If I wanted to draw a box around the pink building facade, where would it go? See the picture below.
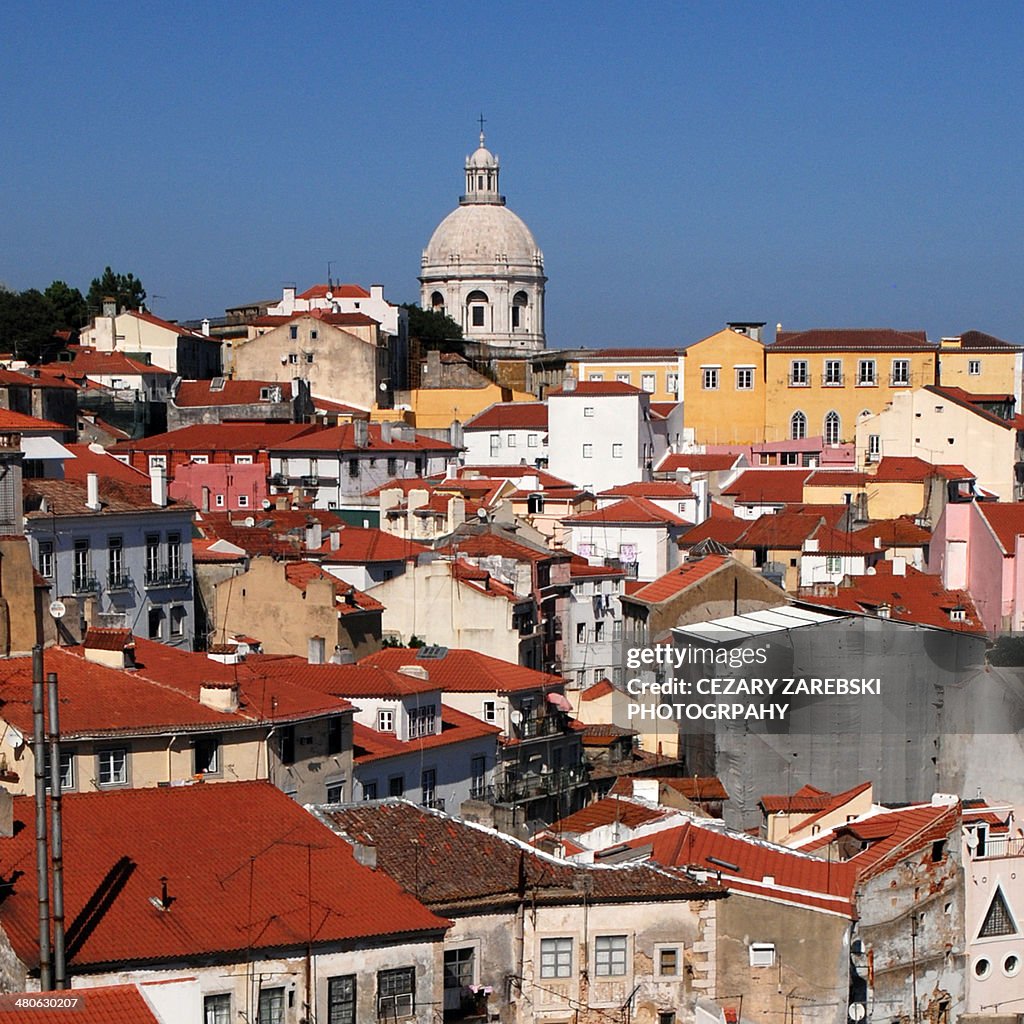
[168,461,268,514]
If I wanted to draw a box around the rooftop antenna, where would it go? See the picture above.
[326,260,335,293]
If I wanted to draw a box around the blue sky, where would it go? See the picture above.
[2,2,1023,348]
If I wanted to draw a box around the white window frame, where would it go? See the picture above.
[701,366,720,390]
[540,937,573,979]
[612,443,623,459]
[857,359,877,386]
[749,942,776,967]
[891,358,910,385]
[735,366,755,390]
[594,934,628,977]
[968,359,982,375]
[789,359,809,386]
[641,372,656,393]
[582,444,593,459]
[377,708,395,732]
[97,747,128,787]
[823,359,843,386]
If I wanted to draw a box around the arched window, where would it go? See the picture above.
[511,290,529,330]
[790,411,807,440]
[466,290,489,329]
[824,410,841,445]
[430,291,445,314]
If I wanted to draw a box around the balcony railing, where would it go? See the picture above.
[889,374,911,387]
[469,783,492,801]
[822,375,845,387]
[72,573,100,594]
[106,572,134,591]
[516,714,567,740]
[493,764,589,804]
[973,836,1024,860]
[301,475,320,487]
[144,566,191,588]
[788,373,811,386]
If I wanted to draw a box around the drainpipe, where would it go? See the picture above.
[46,672,66,989]
[32,645,51,990]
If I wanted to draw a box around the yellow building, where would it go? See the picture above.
[682,326,767,444]
[936,331,1023,399]
[568,348,682,402]
[398,382,534,431]
[763,328,937,445]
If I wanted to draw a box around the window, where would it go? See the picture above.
[780,451,799,465]
[616,372,632,384]
[667,371,679,394]
[613,619,623,640]
[857,359,877,385]
[540,937,572,978]
[472,306,485,327]
[969,359,982,375]
[44,747,74,791]
[289,325,299,340]
[974,957,992,979]
[868,434,881,460]
[145,533,160,582]
[204,994,231,1024]
[659,1014,677,1024]
[304,352,314,364]
[170,606,186,638]
[73,539,91,591]
[237,494,249,508]
[824,359,843,385]
[279,726,295,765]
[612,443,623,459]
[409,705,436,739]
[348,460,360,478]
[824,410,841,445]
[378,967,414,1019]
[326,780,345,802]
[482,700,497,723]
[327,716,343,755]
[288,353,299,365]
[327,976,356,1024]
[148,454,167,473]
[38,541,53,579]
[593,621,604,642]
[258,986,285,1024]
[582,444,593,459]
[421,768,436,805]
[148,607,164,640]
[657,946,680,977]
[194,735,219,775]
[825,555,842,574]
[97,748,128,787]
[641,373,656,392]
[583,406,595,417]
[387,457,398,476]
[378,709,394,732]
[444,947,475,989]
[470,755,486,798]
[576,623,586,643]
[979,888,1016,937]
[789,360,809,386]
[701,367,719,390]
[363,781,377,800]
[735,367,754,390]
[310,329,318,341]
[389,775,404,797]
[595,935,627,976]
[749,942,776,967]
[589,373,604,381]
[507,433,517,448]
[790,411,807,440]
[891,358,910,385]
[528,433,538,447]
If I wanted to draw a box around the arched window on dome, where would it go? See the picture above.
[790,411,807,440]
[466,290,489,330]
[824,410,841,445]
[511,291,529,331]
[430,291,445,316]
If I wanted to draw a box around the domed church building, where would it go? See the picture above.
[420,129,546,350]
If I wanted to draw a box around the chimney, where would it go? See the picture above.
[329,528,341,551]
[102,297,117,319]
[370,285,384,302]
[353,418,369,448]
[86,473,101,511]
[282,285,296,314]
[561,375,577,392]
[150,466,168,508]
[398,664,429,681]
[891,556,907,576]
[308,636,326,665]
[199,682,240,713]
[201,319,211,337]
[201,486,210,513]
[353,842,377,868]
[380,421,393,444]
[305,520,323,551]
[0,788,13,838]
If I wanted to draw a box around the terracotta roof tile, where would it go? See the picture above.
[548,797,669,834]
[297,282,370,300]
[608,776,729,802]
[113,422,319,453]
[272,423,456,453]
[353,705,500,764]
[23,478,190,517]
[580,679,616,701]
[549,381,643,397]
[623,555,731,605]
[0,985,160,1024]
[463,402,548,430]
[721,470,810,505]
[62,444,150,485]
[38,347,175,378]
[656,453,742,473]
[771,328,932,351]
[0,408,67,432]
[283,562,383,614]
[599,481,696,500]
[0,783,446,970]
[563,496,690,527]
[873,456,974,482]
[316,527,428,563]
[975,502,1024,554]
[174,379,294,407]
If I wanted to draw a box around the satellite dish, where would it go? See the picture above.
[49,600,66,620]
[849,1004,866,1022]
[325,291,334,301]
[379,381,389,392]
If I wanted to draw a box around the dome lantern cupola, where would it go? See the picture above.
[461,130,504,206]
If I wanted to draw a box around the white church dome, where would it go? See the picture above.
[424,203,542,270]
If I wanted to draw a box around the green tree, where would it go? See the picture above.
[86,266,147,314]
[402,303,463,344]
[44,280,88,333]
[0,286,62,363]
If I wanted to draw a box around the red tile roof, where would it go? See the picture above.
[39,347,175,378]
[283,562,384,614]
[245,658,439,698]
[114,422,320,453]
[759,784,834,814]
[721,470,810,505]
[318,527,429,563]
[787,782,874,835]
[580,679,616,701]
[798,562,984,633]
[272,423,456,453]
[976,502,1024,554]
[951,329,1022,351]
[656,453,742,473]
[608,776,730,802]
[563,495,690,527]
[174,379,294,406]
[576,347,682,359]
[0,783,447,970]
[0,985,160,1024]
[678,513,749,548]
[23,477,189,518]
[547,797,669,834]
[599,481,696,500]
[250,311,380,329]
[732,512,826,550]
[362,647,564,694]
[623,554,731,605]
[352,705,500,764]
[771,328,932,351]
[436,530,565,565]
[924,386,1024,430]
[0,408,67,432]
[569,559,625,580]
[298,282,370,299]
[463,402,548,430]
[127,309,213,339]
[804,470,870,488]
[855,517,932,548]
[548,381,643,397]
[320,801,719,910]
[629,821,857,915]
[873,456,974,482]
[63,444,150,485]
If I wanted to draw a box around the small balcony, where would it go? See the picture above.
[822,375,845,387]
[72,573,100,594]
[270,472,288,486]
[973,836,1024,860]
[301,475,319,487]
[788,373,811,387]
[106,572,134,591]
[516,714,566,740]
[889,374,911,387]
[144,566,191,589]
[468,783,492,801]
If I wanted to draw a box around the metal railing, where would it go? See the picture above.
[144,566,191,588]
[73,573,100,594]
[421,797,446,812]
[106,572,134,591]
[974,836,1024,860]
[788,373,811,386]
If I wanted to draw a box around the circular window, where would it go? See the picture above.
[1004,953,1021,977]
[974,957,992,979]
